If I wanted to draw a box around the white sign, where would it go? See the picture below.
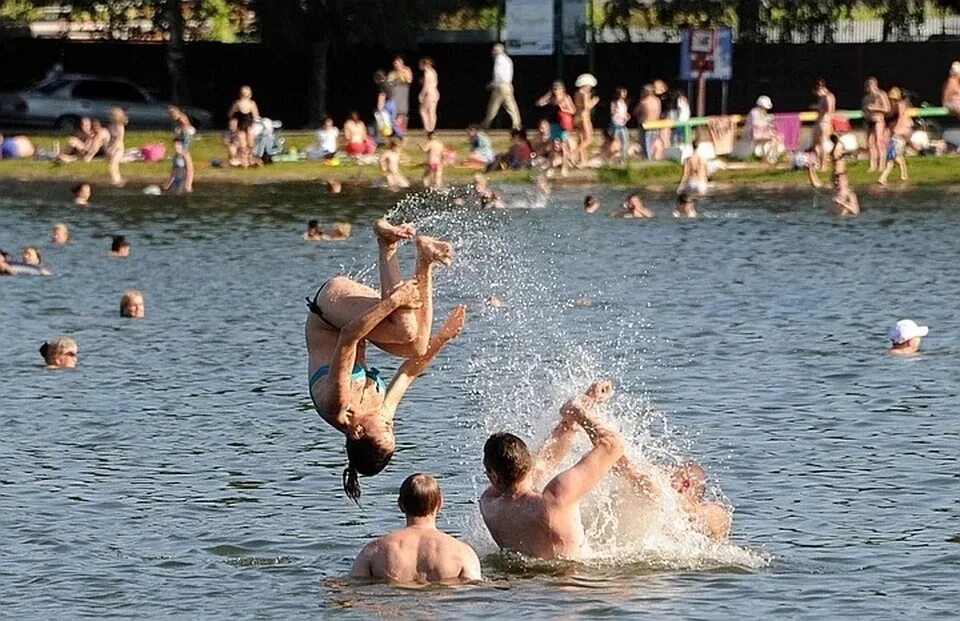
[690,29,716,54]
[506,0,554,56]
[562,0,587,55]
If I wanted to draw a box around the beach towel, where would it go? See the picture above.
[707,116,736,155]
[775,113,801,151]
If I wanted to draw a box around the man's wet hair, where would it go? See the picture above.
[398,473,442,517]
[111,235,129,252]
[307,219,320,230]
[584,195,598,207]
[483,432,532,487]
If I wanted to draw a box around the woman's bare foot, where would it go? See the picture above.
[374,218,416,245]
[415,236,454,266]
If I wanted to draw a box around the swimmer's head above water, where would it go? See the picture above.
[483,432,532,491]
[889,319,928,355]
[671,462,708,502]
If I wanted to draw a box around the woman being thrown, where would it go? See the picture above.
[305,218,465,502]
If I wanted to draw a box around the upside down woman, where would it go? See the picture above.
[305,218,465,502]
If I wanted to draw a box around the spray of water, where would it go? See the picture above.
[386,187,769,571]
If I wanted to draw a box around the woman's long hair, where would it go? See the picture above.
[342,435,395,503]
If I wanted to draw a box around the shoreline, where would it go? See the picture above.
[3,129,960,192]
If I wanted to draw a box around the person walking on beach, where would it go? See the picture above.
[350,473,482,583]
[879,87,912,186]
[609,87,631,165]
[862,77,891,172]
[480,381,624,560]
[305,218,464,501]
[418,58,439,132]
[106,107,128,186]
[482,43,522,131]
[635,85,662,161]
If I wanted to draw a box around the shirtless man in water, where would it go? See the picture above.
[350,473,481,583]
[480,381,623,560]
[862,77,891,172]
[831,173,860,216]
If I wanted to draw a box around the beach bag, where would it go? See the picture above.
[832,116,851,133]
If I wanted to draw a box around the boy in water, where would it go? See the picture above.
[831,173,860,216]
[480,381,624,560]
[72,182,91,206]
[350,473,482,584]
[379,138,410,190]
[420,131,444,188]
[673,193,698,218]
[610,194,654,218]
[583,195,599,214]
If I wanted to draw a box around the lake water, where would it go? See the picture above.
[1,180,958,619]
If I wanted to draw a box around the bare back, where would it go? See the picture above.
[350,527,480,584]
[480,487,586,559]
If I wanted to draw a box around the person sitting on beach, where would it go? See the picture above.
[889,319,928,356]
[309,116,340,160]
[584,195,599,214]
[879,87,912,186]
[305,218,464,501]
[610,194,654,218]
[40,337,78,369]
[0,133,36,160]
[420,132,444,188]
[862,77,891,172]
[73,182,91,206]
[51,223,69,246]
[480,381,624,560]
[111,235,131,257]
[56,117,94,162]
[164,138,188,193]
[349,473,482,584]
[942,61,960,117]
[744,96,781,164]
[466,125,495,168]
[677,139,709,195]
[380,138,410,190]
[224,117,242,166]
[531,119,553,165]
[673,193,698,218]
[831,173,860,217]
[344,111,374,157]
[120,290,146,318]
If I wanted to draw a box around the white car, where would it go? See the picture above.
[0,73,213,130]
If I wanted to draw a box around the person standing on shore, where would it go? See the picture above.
[879,87,912,186]
[862,77,891,172]
[418,58,440,132]
[482,44,522,131]
[421,131,444,188]
[812,79,836,171]
[574,74,599,167]
[635,85,662,161]
[942,61,960,117]
[387,56,413,134]
[106,107,128,186]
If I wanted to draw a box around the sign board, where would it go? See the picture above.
[562,0,587,56]
[506,0,554,56]
[679,27,733,81]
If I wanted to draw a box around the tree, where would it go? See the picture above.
[254,0,498,126]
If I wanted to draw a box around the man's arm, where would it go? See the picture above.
[543,382,623,507]
[348,545,373,578]
[459,544,483,581]
[530,419,580,488]
[381,305,465,423]
[612,457,658,498]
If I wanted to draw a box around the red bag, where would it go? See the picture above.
[832,115,851,133]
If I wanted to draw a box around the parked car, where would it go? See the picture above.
[0,73,213,130]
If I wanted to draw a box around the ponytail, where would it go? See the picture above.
[342,465,362,504]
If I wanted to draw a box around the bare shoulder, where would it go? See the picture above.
[480,485,499,506]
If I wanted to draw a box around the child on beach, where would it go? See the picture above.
[106,107,128,186]
[421,131,444,188]
[380,138,410,190]
[164,138,187,193]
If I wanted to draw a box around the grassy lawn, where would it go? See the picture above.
[1,128,959,190]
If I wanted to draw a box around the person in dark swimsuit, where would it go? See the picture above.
[305,217,465,502]
[227,85,260,167]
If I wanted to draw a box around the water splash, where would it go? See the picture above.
[386,186,769,571]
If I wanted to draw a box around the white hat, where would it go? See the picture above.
[756,95,773,110]
[888,319,929,344]
[575,73,597,88]
[951,61,960,76]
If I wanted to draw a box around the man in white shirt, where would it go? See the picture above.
[482,43,522,131]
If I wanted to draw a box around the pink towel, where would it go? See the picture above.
[775,113,801,151]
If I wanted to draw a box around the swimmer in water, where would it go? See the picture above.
[380,138,410,190]
[677,139,709,195]
[584,195,599,214]
[111,235,131,257]
[40,337,78,369]
[306,218,465,502]
[51,223,69,246]
[610,194,653,218]
[669,462,732,540]
[673,193,698,218]
[830,173,860,217]
[326,179,343,194]
[349,473,482,584]
[480,381,624,560]
[888,319,928,355]
[120,290,146,318]
[473,173,504,209]
[73,182,91,206]
[305,219,324,241]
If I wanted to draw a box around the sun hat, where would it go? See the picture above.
[888,319,929,344]
[756,95,773,110]
[575,73,597,88]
